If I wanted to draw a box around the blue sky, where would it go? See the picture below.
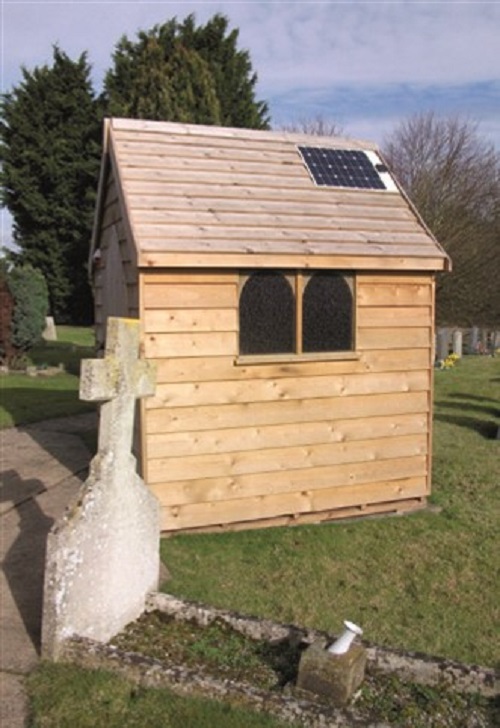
[1,0,499,249]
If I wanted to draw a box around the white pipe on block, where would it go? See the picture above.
[327,620,363,655]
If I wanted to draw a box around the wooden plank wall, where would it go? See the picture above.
[141,270,434,532]
[93,172,139,350]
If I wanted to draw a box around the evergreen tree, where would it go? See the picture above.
[181,13,270,129]
[8,264,49,354]
[103,13,270,129]
[0,47,101,323]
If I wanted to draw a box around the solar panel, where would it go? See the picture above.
[298,146,388,190]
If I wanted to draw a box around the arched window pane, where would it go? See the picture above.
[303,273,353,352]
[239,272,295,354]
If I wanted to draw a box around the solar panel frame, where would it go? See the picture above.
[298,146,388,190]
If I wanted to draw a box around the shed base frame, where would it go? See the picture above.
[161,496,428,536]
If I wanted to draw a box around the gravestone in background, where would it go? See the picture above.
[436,329,449,361]
[452,330,463,358]
[42,316,57,341]
[42,317,159,659]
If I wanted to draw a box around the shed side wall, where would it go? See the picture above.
[140,269,434,532]
[93,172,139,351]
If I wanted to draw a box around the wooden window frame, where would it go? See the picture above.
[237,269,358,364]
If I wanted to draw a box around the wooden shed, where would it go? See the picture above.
[90,117,450,533]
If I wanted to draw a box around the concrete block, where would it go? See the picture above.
[297,639,367,706]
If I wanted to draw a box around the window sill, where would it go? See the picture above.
[235,351,360,366]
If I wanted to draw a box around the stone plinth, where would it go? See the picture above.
[297,639,367,706]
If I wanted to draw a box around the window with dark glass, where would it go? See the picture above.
[239,270,354,356]
[302,273,353,352]
[239,272,295,354]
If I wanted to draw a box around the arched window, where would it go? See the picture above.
[302,273,353,352]
[239,272,295,354]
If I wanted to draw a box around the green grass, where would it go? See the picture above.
[161,356,500,668]
[27,662,292,728]
[0,326,96,428]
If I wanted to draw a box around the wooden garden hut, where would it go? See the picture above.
[90,117,450,533]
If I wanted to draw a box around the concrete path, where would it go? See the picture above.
[1,412,97,727]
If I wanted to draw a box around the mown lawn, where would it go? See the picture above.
[0,326,96,428]
[27,662,291,728]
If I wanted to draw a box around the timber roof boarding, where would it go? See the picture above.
[91,117,450,272]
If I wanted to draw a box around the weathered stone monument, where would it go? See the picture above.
[42,317,159,659]
[452,330,463,358]
[42,316,57,341]
[470,326,479,353]
[436,328,449,362]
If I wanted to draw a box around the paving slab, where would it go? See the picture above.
[0,413,96,726]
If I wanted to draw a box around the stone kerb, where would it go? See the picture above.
[42,317,159,659]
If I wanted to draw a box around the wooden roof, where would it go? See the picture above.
[92,118,450,271]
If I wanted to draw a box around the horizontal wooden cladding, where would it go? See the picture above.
[111,121,377,151]
[124,165,316,189]
[143,308,237,334]
[146,370,430,410]
[145,331,237,358]
[357,306,432,328]
[160,478,428,532]
[142,282,236,309]
[155,465,428,531]
[137,225,432,247]
[133,208,420,235]
[142,271,238,285]
[153,349,431,383]
[139,241,439,262]
[146,391,429,435]
[126,180,408,209]
[358,282,432,306]
[121,152,308,179]
[144,327,431,360]
[139,252,447,271]
[129,194,413,221]
[148,412,428,459]
[173,497,427,534]
[151,454,427,506]
[149,433,427,485]
[357,327,431,350]
[359,274,431,284]
[117,139,297,163]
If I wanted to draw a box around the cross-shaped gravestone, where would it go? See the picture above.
[80,316,155,469]
[42,318,159,659]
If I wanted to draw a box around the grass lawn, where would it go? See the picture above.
[27,662,291,728]
[0,326,96,428]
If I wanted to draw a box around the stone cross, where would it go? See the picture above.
[80,317,155,468]
[42,318,160,659]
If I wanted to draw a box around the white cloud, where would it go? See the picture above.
[2,2,498,91]
[1,0,498,148]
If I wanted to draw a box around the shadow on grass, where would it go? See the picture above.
[434,413,499,439]
[1,384,95,428]
[1,472,54,653]
[435,383,500,438]
[446,393,499,405]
